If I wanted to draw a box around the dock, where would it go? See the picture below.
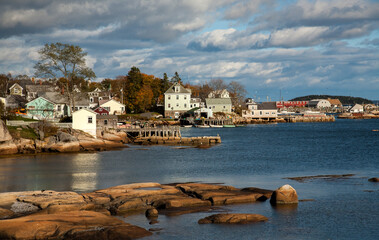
[120,126,221,146]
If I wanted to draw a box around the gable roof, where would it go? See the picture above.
[164,82,191,94]
[258,102,277,110]
[9,83,23,90]
[26,96,56,106]
[208,89,230,98]
[205,98,232,105]
[72,108,97,115]
[25,84,56,93]
[327,98,342,105]
[100,99,125,107]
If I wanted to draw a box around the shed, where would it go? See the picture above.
[72,108,97,138]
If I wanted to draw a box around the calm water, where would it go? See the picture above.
[0,119,378,239]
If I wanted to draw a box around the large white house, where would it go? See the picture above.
[72,108,97,138]
[205,89,232,113]
[164,82,191,118]
[100,99,125,115]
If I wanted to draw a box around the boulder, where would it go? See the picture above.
[0,210,152,240]
[368,177,379,182]
[46,141,81,152]
[0,141,18,155]
[56,131,78,143]
[145,208,158,218]
[101,133,123,142]
[14,138,36,153]
[198,213,268,224]
[0,120,12,142]
[10,202,40,215]
[270,184,298,205]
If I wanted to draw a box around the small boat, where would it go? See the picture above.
[223,125,236,128]
[235,124,247,127]
[181,125,193,128]
[195,125,210,128]
[209,125,223,128]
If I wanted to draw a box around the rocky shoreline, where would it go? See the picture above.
[0,120,129,156]
[0,182,298,239]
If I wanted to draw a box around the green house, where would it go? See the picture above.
[26,97,56,120]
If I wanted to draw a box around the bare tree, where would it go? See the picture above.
[34,43,96,113]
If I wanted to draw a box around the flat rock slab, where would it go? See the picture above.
[0,210,152,240]
[176,183,266,205]
[198,213,268,224]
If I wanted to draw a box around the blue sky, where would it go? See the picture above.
[0,0,378,100]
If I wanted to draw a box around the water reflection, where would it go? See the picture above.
[70,154,100,192]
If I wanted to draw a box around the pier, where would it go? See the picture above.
[121,126,221,146]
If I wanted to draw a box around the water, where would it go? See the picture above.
[0,119,378,239]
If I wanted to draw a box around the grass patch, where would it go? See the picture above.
[2,115,38,122]
[7,126,38,140]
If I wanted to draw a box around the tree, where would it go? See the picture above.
[171,72,181,83]
[124,67,143,113]
[0,73,11,97]
[34,43,96,112]
[209,78,227,91]
[227,81,247,106]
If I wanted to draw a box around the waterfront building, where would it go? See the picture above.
[327,98,343,109]
[96,114,118,130]
[164,82,191,118]
[26,96,69,120]
[205,89,232,113]
[276,101,308,108]
[349,104,364,113]
[242,98,277,119]
[72,108,97,138]
[307,99,331,109]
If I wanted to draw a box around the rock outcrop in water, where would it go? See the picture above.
[270,184,298,205]
[0,182,275,239]
[198,213,268,224]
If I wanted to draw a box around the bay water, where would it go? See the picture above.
[0,119,378,239]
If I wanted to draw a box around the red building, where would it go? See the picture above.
[276,101,308,108]
[93,107,109,115]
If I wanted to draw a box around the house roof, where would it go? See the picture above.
[100,99,125,107]
[9,83,23,90]
[72,108,97,115]
[5,95,27,104]
[39,92,69,104]
[25,84,56,93]
[26,96,56,106]
[327,98,342,105]
[208,89,230,98]
[258,102,277,110]
[164,82,191,94]
[205,98,232,105]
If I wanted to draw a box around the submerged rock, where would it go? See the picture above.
[145,208,158,218]
[270,184,298,205]
[198,213,268,224]
[368,178,379,182]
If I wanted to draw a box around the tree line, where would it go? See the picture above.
[1,42,247,114]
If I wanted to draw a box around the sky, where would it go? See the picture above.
[0,0,378,101]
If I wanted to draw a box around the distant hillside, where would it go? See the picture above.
[290,95,372,105]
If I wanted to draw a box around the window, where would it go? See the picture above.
[176,103,179,107]
[176,95,179,100]
[190,104,193,108]
[175,86,179,92]
[184,96,187,100]
[168,96,171,100]
[184,104,187,108]
[260,111,262,115]
[88,116,93,123]
[90,97,93,102]
[168,103,171,108]
[57,105,61,111]
[223,106,225,108]
[213,106,215,109]
[104,120,108,125]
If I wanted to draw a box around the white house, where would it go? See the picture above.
[205,89,232,113]
[164,82,191,118]
[349,104,364,113]
[190,98,204,109]
[242,98,277,119]
[72,108,97,138]
[308,99,331,109]
[100,99,125,115]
